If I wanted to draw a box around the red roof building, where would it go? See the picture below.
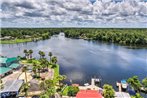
[76,90,103,98]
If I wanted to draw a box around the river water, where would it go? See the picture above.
[1,34,147,90]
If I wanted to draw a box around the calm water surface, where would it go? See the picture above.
[1,34,147,90]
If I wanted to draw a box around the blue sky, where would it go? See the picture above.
[1,0,147,28]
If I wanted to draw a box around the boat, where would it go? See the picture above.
[84,83,90,86]
[121,80,128,89]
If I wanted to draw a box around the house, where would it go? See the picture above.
[76,90,103,98]
[0,57,21,77]
[115,92,131,98]
[0,79,24,98]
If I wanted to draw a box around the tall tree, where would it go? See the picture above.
[127,76,142,92]
[28,49,33,59]
[103,84,115,98]
[32,62,37,76]
[23,49,28,59]
[51,56,57,65]
[48,52,52,63]
[22,66,28,83]
[142,77,147,88]
[39,51,42,59]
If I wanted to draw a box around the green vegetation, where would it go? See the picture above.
[103,84,115,98]
[142,77,147,89]
[67,86,79,96]
[1,28,60,44]
[20,49,66,97]
[40,79,56,97]
[127,76,142,92]
[63,28,147,46]
[1,28,147,46]
[62,86,69,96]
[131,93,143,98]
[127,76,147,98]
[0,38,33,44]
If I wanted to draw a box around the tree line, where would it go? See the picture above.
[63,28,147,46]
[1,28,147,46]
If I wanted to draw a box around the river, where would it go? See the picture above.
[1,33,147,90]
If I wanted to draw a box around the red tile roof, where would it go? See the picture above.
[76,90,103,98]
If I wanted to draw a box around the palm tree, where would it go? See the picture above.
[51,56,57,65]
[32,62,37,76]
[22,66,28,83]
[103,84,115,98]
[48,52,52,63]
[127,76,142,93]
[39,51,42,59]
[22,83,29,96]
[37,64,41,77]
[28,49,33,59]
[23,49,28,59]
[42,52,45,58]
[39,51,45,58]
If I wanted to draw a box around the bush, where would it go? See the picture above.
[67,86,79,96]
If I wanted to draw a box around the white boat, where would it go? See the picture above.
[121,80,128,89]
[84,83,89,86]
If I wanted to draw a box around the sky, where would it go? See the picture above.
[0,0,147,28]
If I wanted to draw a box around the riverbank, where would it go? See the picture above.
[1,28,147,46]
[0,37,45,44]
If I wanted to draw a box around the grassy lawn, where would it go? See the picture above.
[53,64,59,82]
[20,59,40,65]
[0,38,33,44]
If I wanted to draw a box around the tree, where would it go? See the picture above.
[40,79,55,97]
[23,49,28,59]
[131,93,143,98]
[40,94,49,98]
[103,84,115,98]
[48,52,53,63]
[40,58,49,69]
[142,77,147,88]
[28,49,33,59]
[40,79,55,91]
[22,83,30,97]
[22,66,28,83]
[127,76,142,92]
[142,77,147,93]
[68,86,79,96]
[37,64,41,77]
[51,56,57,65]
[39,51,42,59]
[32,62,37,76]
[39,51,45,58]
[42,52,45,58]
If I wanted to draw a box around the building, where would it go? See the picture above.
[0,57,21,77]
[0,80,24,98]
[115,92,131,98]
[76,90,103,98]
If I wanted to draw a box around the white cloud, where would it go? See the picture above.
[1,0,147,27]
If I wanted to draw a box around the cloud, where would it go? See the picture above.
[1,0,147,27]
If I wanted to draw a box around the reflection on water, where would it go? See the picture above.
[1,34,147,89]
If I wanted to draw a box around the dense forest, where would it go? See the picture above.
[1,28,147,46]
[63,28,147,46]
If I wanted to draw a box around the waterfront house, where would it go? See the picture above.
[0,79,24,98]
[76,90,103,98]
[0,57,21,77]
